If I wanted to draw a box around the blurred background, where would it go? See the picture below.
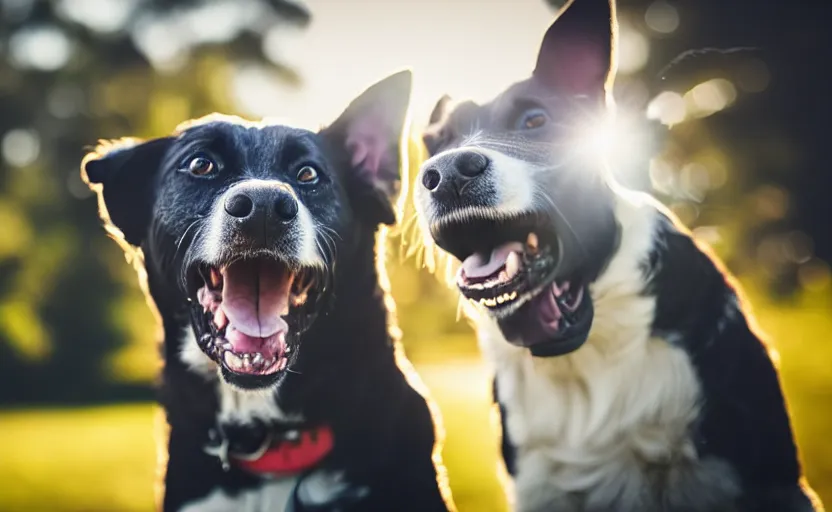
[1,0,831,510]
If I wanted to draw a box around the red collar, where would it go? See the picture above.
[232,425,334,476]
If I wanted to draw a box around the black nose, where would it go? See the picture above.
[224,192,254,218]
[456,151,489,178]
[421,150,490,196]
[275,192,298,221]
[223,184,300,240]
[422,169,441,191]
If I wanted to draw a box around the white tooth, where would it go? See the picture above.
[285,345,292,354]
[498,271,509,282]
[472,283,484,290]
[526,232,539,253]
[509,291,518,300]
[242,355,252,370]
[479,298,488,306]
[486,298,497,307]
[497,295,505,304]
[253,353,264,365]
[224,352,243,370]
[506,252,521,278]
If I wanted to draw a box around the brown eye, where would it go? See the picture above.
[296,165,319,184]
[525,114,547,129]
[515,108,549,130]
[187,156,215,176]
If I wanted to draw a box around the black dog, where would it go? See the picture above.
[413,0,822,510]
[83,70,454,512]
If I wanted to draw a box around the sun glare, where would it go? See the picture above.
[572,109,655,187]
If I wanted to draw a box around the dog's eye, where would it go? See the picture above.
[296,165,319,184]
[186,155,216,176]
[515,108,549,130]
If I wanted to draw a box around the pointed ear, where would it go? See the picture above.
[534,0,616,97]
[429,94,452,125]
[323,69,412,226]
[82,136,174,246]
[423,94,453,156]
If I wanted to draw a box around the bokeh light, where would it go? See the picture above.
[1,128,40,168]
[9,25,72,71]
[644,1,680,34]
[1,0,831,510]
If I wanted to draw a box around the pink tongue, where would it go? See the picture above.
[220,259,293,339]
[461,242,524,279]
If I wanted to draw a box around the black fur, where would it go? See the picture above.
[490,214,816,510]
[84,72,452,511]
[646,216,814,511]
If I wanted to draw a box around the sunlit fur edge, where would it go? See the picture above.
[620,184,826,511]
[82,139,172,511]
[622,183,825,511]
[377,115,457,511]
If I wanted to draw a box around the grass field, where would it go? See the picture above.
[0,359,507,512]
[1,287,831,511]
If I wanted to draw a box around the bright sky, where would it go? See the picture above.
[234,0,556,129]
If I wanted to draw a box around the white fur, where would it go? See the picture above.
[202,178,323,268]
[460,191,737,511]
[179,470,359,512]
[217,381,301,425]
[180,477,298,512]
[180,328,217,378]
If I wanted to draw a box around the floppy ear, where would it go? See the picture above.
[534,0,617,97]
[82,136,174,246]
[323,69,412,226]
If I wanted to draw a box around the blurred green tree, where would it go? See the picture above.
[0,0,310,404]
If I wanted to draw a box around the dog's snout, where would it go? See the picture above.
[224,192,254,218]
[420,150,490,197]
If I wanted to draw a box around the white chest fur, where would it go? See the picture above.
[181,478,298,512]
[466,193,739,511]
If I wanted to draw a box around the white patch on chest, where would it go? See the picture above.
[180,477,298,512]
[467,192,739,511]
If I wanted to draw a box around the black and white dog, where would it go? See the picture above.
[413,0,822,510]
[83,70,454,511]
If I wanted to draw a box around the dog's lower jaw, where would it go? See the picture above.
[495,291,595,358]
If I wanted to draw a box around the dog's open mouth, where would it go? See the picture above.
[432,213,593,357]
[187,257,318,385]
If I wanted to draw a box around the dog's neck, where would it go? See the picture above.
[470,189,716,505]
